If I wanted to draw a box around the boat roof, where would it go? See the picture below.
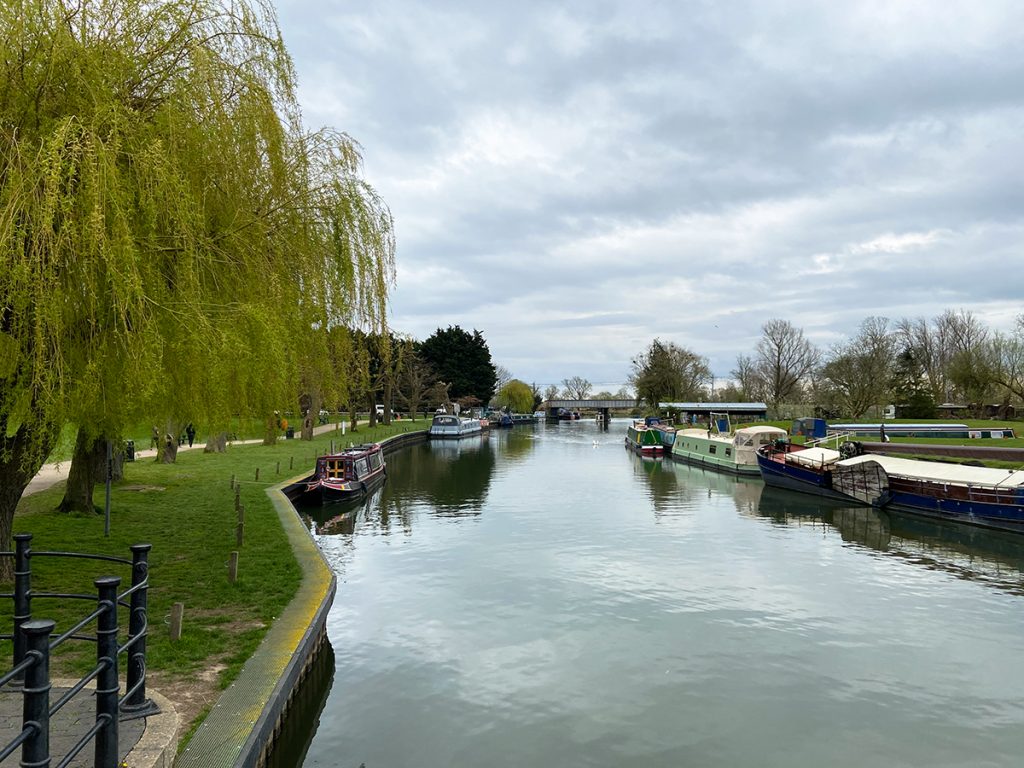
[321,443,381,460]
[839,454,1024,488]
[785,446,842,467]
[736,425,787,436]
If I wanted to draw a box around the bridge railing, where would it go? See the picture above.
[0,533,155,767]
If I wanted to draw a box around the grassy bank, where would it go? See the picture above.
[5,418,427,738]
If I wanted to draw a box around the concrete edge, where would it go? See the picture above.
[125,688,180,768]
[174,428,428,768]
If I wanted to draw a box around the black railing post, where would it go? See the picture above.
[21,618,54,768]
[12,533,33,680]
[123,543,153,715]
[94,576,121,768]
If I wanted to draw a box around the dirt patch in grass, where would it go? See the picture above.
[119,484,166,492]
[150,664,226,736]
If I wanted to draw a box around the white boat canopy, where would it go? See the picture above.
[839,454,1024,489]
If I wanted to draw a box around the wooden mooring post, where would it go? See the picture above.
[170,602,184,641]
[228,551,239,583]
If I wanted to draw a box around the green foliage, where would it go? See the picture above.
[3,420,418,699]
[496,379,534,413]
[891,349,937,418]
[0,0,394,543]
[630,338,711,408]
[419,326,497,404]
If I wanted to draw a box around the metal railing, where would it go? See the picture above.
[0,533,156,767]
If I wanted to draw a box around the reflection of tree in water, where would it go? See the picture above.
[755,484,1024,594]
[491,427,538,463]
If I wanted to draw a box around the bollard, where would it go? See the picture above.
[228,551,239,583]
[21,618,55,768]
[169,603,184,642]
[12,533,32,678]
[95,576,121,768]
[123,544,153,715]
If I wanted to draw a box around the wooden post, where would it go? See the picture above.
[276,461,280,475]
[289,456,294,470]
[330,439,334,454]
[228,551,239,583]
[255,467,260,482]
[170,602,184,641]
[230,473,235,489]
[236,521,244,547]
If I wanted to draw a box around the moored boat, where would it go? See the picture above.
[755,440,884,505]
[840,454,1024,532]
[429,413,484,439]
[625,419,663,455]
[672,424,788,475]
[293,443,387,505]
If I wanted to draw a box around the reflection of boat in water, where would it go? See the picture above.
[755,485,1024,593]
[630,450,761,516]
[288,443,386,506]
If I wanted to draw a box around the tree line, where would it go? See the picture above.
[629,310,1024,419]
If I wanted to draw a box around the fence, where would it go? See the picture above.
[0,533,155,767]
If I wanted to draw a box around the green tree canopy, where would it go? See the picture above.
[0,0,393,537]
[495,379,534,413]
[630,339,711,409]
[418,326,497,404]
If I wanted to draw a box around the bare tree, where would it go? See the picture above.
[897,309,990,404]
[989,315,1024,403]
[754,319,820,411]
[543,384,560,402]
[731,355,764,401]
[820,317,897,417]
[562,376,592,400]
[494,365,513,393]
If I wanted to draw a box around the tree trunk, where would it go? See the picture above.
[0,422,57,581]
[158,431,179,463]
[204,432,227,453]
[59,429,120,514]
[264,415,278,446]
[301,393,319,441]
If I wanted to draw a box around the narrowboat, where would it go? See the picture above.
[841,454,1024,532]
[672,424,788,475]
[754,440,883,505]
[429,413,484,439]
[625,420,663,455]
[294,443,387,505]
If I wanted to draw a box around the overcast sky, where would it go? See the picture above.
[277,0,1024,393]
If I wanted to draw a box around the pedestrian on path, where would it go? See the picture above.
[186,423,196,447]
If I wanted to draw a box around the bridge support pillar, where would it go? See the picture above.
[599,408,610,429]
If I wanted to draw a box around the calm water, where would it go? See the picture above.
[284,419,1024,768]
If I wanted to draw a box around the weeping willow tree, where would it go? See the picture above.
[0,0,394,544]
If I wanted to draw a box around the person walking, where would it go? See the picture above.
[186,423,196,447]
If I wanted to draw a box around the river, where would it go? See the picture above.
[273,418,1024,767]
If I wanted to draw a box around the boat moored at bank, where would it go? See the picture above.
[625,419,664,455]
[429,413,484,439]
[292,443,387,505]
[673,424,788,475]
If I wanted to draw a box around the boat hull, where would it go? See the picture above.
[673,447,761,476]
[883,482,1024,533]
[755,452,862,503]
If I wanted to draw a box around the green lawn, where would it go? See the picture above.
[4,418,425,729]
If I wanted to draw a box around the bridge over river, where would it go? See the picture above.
[541,399,635,428]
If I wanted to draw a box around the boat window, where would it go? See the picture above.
[709,445,717,454]
[725,448,732,457]
[369,452,382,470]
[326,460,344,479]
[355,458,370,477]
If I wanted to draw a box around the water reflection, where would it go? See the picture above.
[757,484,1024,594]
[630,452,762,517]
[265,641,334,768]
